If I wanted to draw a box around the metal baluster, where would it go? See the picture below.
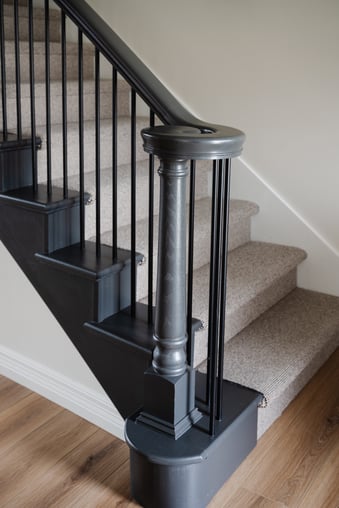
[61,11,68,199]
[209,161,223,436]
[130,88,136,315]
[0,0,8,141]
[14,0,22,140]
[206,160,218,405]
[208,160,224,436]
[44,0,51,196]
[78,29,85,248]
[112,67,118,261]
[147,109,155,323]
[216,159,231,420]
[28,0,37,191]
[95,49,101,257]
[186,160,196,366]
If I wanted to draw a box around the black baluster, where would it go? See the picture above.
[207,160,225,436]
[44,0,51,196]
[130,88,136,314]
[112,67,118,261]
[61,11,68,199]
[186,160,196,366]
[0,0,8,141]
[14,0,22,140]
[28,0,37,191]
[216,159,231,420]
[95,49,101,257]
[147,109,155,323]
[78,29,85,248]
[206,160,218,405]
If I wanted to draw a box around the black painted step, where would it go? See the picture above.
[126,372,262,508]
[0,133,41,192]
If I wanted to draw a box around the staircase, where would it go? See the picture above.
[1,1,339,507]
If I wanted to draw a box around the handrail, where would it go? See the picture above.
[53,0,244,153]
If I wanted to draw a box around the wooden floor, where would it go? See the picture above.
[1,349,338,508]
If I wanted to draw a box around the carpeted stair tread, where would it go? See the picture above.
[4,40,94,82]
[220,287,339,401]
[223,288,339,435]
[2,79,130,129]
[31,117,150,180]
[228,199,259,225]
[81,160,211,231]
[3,4,60,42]
[97,198,258,300]
[4,4,60,42]
[193,241,306,363]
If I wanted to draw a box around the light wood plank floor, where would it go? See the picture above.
[1,349,338,507]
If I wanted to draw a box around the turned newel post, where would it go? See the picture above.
[153,158,188,377]
[134,124,245,440]
[138,127,202,439]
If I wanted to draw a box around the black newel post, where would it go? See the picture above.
[128,124,245,440]
[137,153,201,439]
[125,124,247,508]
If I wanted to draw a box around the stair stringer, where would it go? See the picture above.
[0,193,153,419]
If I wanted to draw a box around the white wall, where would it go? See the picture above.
[88,0,339,295]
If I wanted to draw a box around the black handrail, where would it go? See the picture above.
[53,0,244,150]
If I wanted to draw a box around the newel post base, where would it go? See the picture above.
[137,366,201,439]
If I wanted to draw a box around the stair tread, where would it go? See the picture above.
[193,241,306,323]
[228,199,259,224]
[99,197,258,257]
[4,78,129,99]
[58,158,211,229]
[210,288,339,405]
[5,40,94,54]
[3,4,60,18]
[95,198,259,302]
[32,116,148,137]
[28,117,150,177]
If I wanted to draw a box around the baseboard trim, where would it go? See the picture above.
[0,344,125,440]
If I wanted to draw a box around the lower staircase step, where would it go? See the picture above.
[200,288,339,437]
[194,241,307,366]
[101,198,259,301]
[55,158,212,231]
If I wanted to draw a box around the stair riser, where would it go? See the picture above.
[4,43,94,82]
[194,268,297,367]
[2,86,130,129]
[3,10,60,43]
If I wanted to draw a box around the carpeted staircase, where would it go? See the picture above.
[2,0,339,447]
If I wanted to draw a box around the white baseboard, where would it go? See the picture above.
[0,344,125,440]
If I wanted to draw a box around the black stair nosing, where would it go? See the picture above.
[35,241,143,280]
[86,302,155,354]
[0,185,81,212]
[86,302,204,354]
[0,132,42,151]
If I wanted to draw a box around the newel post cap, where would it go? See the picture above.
[141,124,245,160]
